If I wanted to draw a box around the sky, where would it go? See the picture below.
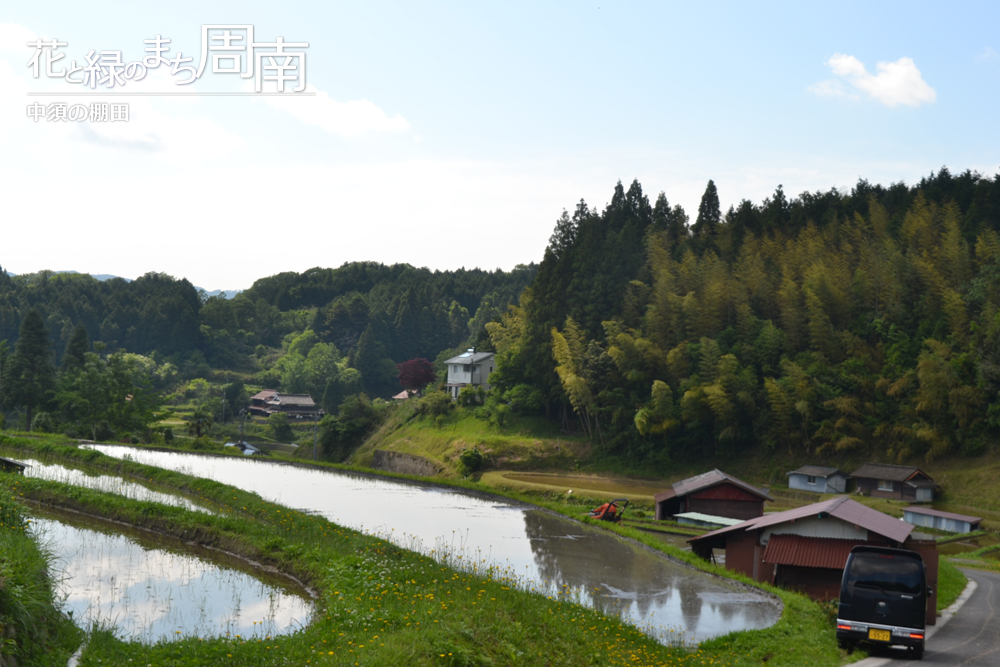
[2,1,999,291]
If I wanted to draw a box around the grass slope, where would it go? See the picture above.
[0,487,82,667]
[0,436,792,667]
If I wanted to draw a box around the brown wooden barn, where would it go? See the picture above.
[850,463,939,502]
[653,469,772,521]
[688,496,939,624]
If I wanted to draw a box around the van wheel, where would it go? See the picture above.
[910,645,924,661]
[837,639,855,652]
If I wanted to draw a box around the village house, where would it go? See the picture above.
[786,465,850,494]
[653,469,773,521]
[850,463,939,502]
[443,349,495,400]
[248,389,318,418]
[688,496,939,623]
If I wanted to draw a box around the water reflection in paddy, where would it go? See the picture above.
[11,456,213,514]
[89,445,780,643]
[31,509,312,643]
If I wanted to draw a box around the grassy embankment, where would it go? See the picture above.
[2,420,972,666]
[352,407,975,610]
[0,434,824,667]
[0,485,82,667]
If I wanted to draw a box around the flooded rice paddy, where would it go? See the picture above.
[87,445,781,643]
[12,456,214,514]
[503,472,663,497]
[29,507,313,643]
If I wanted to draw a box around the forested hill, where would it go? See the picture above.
[486,168,1000,466]
[0,262,536,384]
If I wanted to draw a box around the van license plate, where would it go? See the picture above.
[868,629,891,642]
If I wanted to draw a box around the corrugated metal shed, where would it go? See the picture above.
[851,462,935,484]
[691,496,914,546]
[903,506,981,523]
[787,465,848,478]
[763,534,868,569]
[654,469,773,503]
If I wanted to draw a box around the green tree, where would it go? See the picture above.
[3,310,56,428]
[187,405,214,438]
[268,412,294,442]
[692,179,721,240]
[62,324,89,373]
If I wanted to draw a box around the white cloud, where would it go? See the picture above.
[806,79,858,101]
[811,53,936,107]
[975,46,1000,63]
[258,83,409,137]
[0,60,242,160]
[0,22,38,51]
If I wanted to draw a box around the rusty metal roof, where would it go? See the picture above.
[689,496,914,545]
[851,462,934,483]
[763,534,868,569]
[653,469,773,503]
[903,506,982,524]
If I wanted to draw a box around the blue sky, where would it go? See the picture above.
[2,1,999,290]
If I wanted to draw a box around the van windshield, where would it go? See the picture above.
[849,555,923,595]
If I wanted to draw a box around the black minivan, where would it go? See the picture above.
[836,545,929,660]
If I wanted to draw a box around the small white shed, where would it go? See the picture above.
[902,506,982,533]
[786,465,850,494]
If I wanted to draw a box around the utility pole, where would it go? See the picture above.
[313,408,320,461]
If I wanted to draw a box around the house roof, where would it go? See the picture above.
[689,496,914,546]
[273,394,316,407]
[654,469,773,503]
[903,506,982,524]
[850,462,934,483]
[763,534,869,570]
[787,465,849,478]
[251,389,279,401]
[392,389,413,400]
[444,351,495,365]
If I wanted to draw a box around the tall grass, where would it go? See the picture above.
[0,486,83,667]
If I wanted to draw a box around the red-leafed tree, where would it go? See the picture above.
[396,358,437,393]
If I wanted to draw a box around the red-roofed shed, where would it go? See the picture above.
[654,469,772,521]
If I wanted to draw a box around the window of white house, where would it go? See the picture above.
[806,475,817,485]
[463,364,472,373]
[877,480,893,491]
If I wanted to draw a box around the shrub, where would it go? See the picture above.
[94,420,114,442]
[458,447,484,475]
[457,385,486,407]
[163,427,174,443]
[31,411,55,433]
[415,390,454,418]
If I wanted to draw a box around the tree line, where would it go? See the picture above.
[487,168,1000,465]
[0,261,537,424]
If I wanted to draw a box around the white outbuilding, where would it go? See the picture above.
[786,465,850,494]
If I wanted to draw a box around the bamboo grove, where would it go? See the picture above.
[486,170,1000,465]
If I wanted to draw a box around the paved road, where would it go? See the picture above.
[863,568,1000,665]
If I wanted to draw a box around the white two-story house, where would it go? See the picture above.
[444,349,495,399]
